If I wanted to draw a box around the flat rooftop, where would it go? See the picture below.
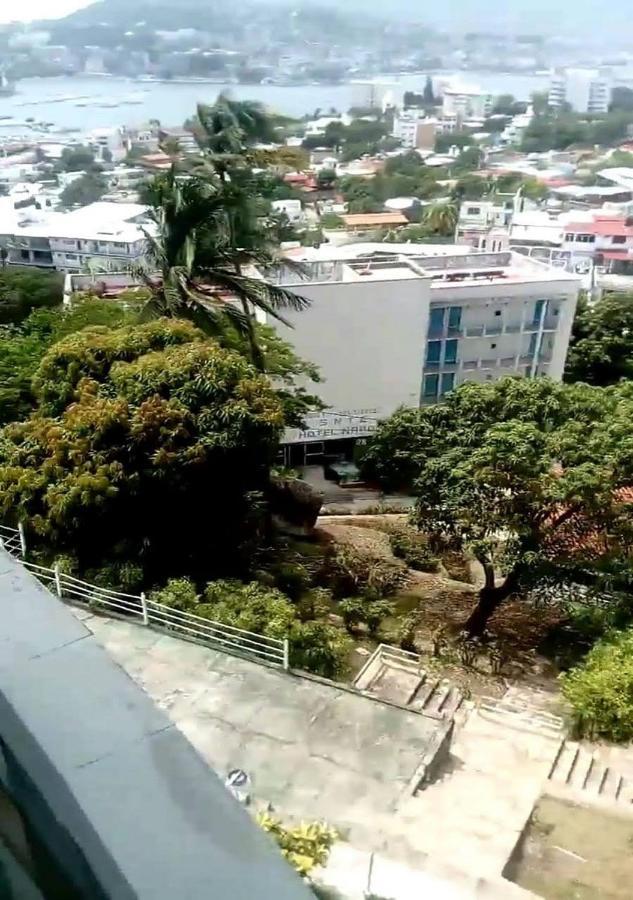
[0,199,153,243]
[268,247,580,288]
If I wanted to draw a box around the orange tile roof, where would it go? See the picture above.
[341,212,408,227]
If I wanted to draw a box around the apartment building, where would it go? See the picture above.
[0,200,151,272]
[263,244,580,458]
[456,194,536,249]
[441,84,493,121]
[392,111,437,150]
[548,67,611,113]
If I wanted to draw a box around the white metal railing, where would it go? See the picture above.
[1,526,289,670]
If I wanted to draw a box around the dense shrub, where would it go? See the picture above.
[338,596,394,635]
[389,529,439,573]
[327,545,404,599]
[561,629,633,741]
[270,560,311,601]
[150,577,199,611]
[201,580,297,639]
[289,621,352,679]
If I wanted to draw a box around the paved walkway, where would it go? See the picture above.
[76,611,442,860]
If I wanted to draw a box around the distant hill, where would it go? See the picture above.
[49,0,633,40]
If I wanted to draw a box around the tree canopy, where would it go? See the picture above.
[0,267,63,325]
[358,377,633,635]
[565,292,633,386]
[0,319,284,583]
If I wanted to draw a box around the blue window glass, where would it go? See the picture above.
[528,332,538,355]
[444,339,458,364]
[532,298,546,325]
[426,340,441,364]
[447,306,462,332]
[423,374,439,398]
[428,307,445,336]
[440,372,455,395]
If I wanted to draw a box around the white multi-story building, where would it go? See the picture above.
[548,68,611,113]
[262,243,580,457]
[350,80,400,112]
[0,201,152,272]
[441,84,493,121]
[392,112,437,150]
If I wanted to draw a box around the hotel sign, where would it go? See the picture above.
[283,409,379,444]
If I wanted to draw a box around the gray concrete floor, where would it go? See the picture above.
[78,612,441,856]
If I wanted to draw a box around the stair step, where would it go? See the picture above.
[423,683,452,717]
[409,679,437,711]
[551,743,579,784]
[597,767,621,800]
[441,687,464,719]
[585,760,608,794]
[617,779,633,804]
[569,748,593,789]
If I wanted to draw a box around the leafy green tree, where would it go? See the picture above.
[358,378,633,635]
[492,94,517,116]
[565,292,633,385]
[0,299,137,425]
[59,145,96,172]
[0,320,283,582]
[423,201,458,237]
[59,171,107,208]
[0,267,63,324]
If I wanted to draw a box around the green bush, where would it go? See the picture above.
[389,529,439,573]
[296,587,333,622]
[256,813,337,876]
[327,545,404,599]
[86,560,144,593]
[289,621,352,679]
[201,580,296,639]
[271,561,311,601]
[150,577,199,611]
[338,595,394,635]
[561,629,633,741]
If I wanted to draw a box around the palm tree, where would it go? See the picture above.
[183,95,308,368]
[423,201,458,238]
[139,167,308,364]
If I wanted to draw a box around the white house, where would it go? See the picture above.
[392,112,437,150]
[271,198,304,225]
[0,200,152,272]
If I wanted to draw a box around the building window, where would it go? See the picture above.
[613,235,627,245]
[528,332,538,355]
[466,206,481,216]
[491,343,497,349]
[423,374,439,398]
[428,307,445,336]
[444,339,458,365]
[447,306,462,333]
[440,373,455,396]
[532,298,546,326]
[494,309,502,316]
[426,341,441,364]
[575,233,595,243]
[19,250,29,261]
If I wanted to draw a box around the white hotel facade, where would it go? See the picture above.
[261,244,580,463]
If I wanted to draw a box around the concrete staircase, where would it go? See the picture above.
[478,686,565,738]
[548,740,633,807]
[354,644,464,720]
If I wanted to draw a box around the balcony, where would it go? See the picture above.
[427,326,445,339]
[504,323,522,334]
[519,355,534,365]
[542,317,559,331]
[499,357,516,368]
[462,360,479,370]
[425,360,441,369]
[464,325,484,337]
[480,358,498,369]
[485,324,503,336]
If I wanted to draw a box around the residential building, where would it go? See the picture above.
[499,106,534,146]
[340,212,409,232]
[456,193,535,248]
[89,127,127,163]
[441,84,493,122]
[548,67,611,113]
[271,198,305,225]
[350,80,400,111]
[263,243,580,462]
[0,201,152,272]
[158,126,199,155]
[392,112,437,150]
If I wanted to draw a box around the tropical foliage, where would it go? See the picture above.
[358,377,633,635]
[0,320,283,583]
[565,292,633,386]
